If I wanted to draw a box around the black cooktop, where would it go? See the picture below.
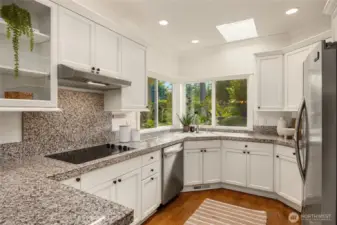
[46,144,136,164]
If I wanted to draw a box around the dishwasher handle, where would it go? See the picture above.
[163,147,183,157]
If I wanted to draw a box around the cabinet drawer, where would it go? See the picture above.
[184,140,220,150]
[222,140,273,153]
[142,150,161,166]
[142,161,160,180]
[81,156,142,191]
[275,145,296,159]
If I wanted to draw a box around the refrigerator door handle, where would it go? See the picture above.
[294,98,306,182]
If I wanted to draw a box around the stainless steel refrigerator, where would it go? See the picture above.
[295,40,336,225]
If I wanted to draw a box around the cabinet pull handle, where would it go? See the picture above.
[75,177,81,182]
[276,155,279,158]
[150,156,154,160]
[258,106,260,109]
[151,177,154,181]
[118,179,122,182]
[245,145,248,148]
[97,68,100,71]
[243,151,246,154]
[151,169,154,172]
[204,149,207,152]
[113,180,117,184]
[91,67,95,71]
[293,152,296,155]
[200,150,203,152]
[247,151,250,154]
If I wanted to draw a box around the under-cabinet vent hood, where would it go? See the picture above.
[58,64,131,90]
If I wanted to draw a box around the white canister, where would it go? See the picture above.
[119,125,131,143]
[131,129,140,142]
[277,117,287,136]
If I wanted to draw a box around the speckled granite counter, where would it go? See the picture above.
[0,132,295,225]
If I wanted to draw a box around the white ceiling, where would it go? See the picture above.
[84,0,331,53]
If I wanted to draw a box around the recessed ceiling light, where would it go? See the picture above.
[285,8,299,15]
[216,18,258,43]
[191,40,200,44]
[159,20,169,26]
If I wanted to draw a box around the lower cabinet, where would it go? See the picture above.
[115,169,142,225]
[274,146,303,206]
[184,148,221,185]
[141,173,161,219]
[87,180,116,202]
[222,141,274,192]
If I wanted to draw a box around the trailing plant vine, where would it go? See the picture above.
[0,3,34,77]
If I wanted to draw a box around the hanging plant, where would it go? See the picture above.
[0,3,34,77]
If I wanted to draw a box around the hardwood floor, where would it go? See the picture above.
[143,189,301,225]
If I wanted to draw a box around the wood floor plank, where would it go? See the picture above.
[143,189,301,225]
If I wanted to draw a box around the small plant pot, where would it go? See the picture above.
[183,125,190,133]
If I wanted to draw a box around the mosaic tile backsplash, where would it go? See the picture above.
[0,89,114,160]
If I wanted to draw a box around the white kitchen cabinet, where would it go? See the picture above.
[203,149,221,184]
[256,54,284,111]
[284,45,313,111]
[141,173,161,219]
[61,177,81,190]
[275,149,303,206]
[246,150,274,192]
[58,7,94,71]
[222,148,247,187]
[58,7,122,77]
[87,180,116,202]
[104,38,147,112]
[115,168,142,225]
[94,24,121,76]
[184,149,203,185]
[0,0,58,110]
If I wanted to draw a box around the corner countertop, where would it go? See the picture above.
[0,132,295,225]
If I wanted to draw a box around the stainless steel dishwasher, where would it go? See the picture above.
[162,143,184,205]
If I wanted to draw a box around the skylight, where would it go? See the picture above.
[216,18,258,42]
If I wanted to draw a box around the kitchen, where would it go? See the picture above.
[0,0,336,225]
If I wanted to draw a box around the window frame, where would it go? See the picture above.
[182,74,253,130]
[140,76,174,132]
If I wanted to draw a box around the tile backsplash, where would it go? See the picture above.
[0,89,115,160]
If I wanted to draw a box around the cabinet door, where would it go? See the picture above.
[121,38,147,110]
[58,7,94,70]
[275,155,303,206]
[94,24,121,76]
[61,177,81,190]
[87,180,115,202]
[256,55,283,110]
[222,148,247,187]
[246,151,273,191]
[203,149,221,184]
[115,169,142,225]
[284,45,312,111]
[141,173,161,219]
[184,150,203,186]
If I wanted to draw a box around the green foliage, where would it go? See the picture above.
[1,4,34,77]
[177,113,195,126]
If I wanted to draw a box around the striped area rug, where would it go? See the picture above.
[185,198,267,225]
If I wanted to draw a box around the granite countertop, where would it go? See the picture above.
[0,132,295,225]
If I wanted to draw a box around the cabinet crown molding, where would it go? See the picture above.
[323,0,337,15]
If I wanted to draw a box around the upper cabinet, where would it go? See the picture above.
[104,38,147,112]
[58,7,122,77]
[255,40,321,112]
[0,0,58,111]
[284,45,313,111]
[256,54,284,111]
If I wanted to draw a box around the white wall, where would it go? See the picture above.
[178,34,290,79]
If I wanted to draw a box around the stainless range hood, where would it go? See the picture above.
[58,64,131,91]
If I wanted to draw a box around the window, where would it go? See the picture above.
[141,78,172,129]
[183,78,248,128]
[185,82,212,125]
[216,79,247,127]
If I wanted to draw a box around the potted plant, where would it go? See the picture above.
[1,3,34,77]
[177,113,195,132]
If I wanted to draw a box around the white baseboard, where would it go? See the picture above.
[182,183,301,212]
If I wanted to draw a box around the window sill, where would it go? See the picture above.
[140,126,173,134]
